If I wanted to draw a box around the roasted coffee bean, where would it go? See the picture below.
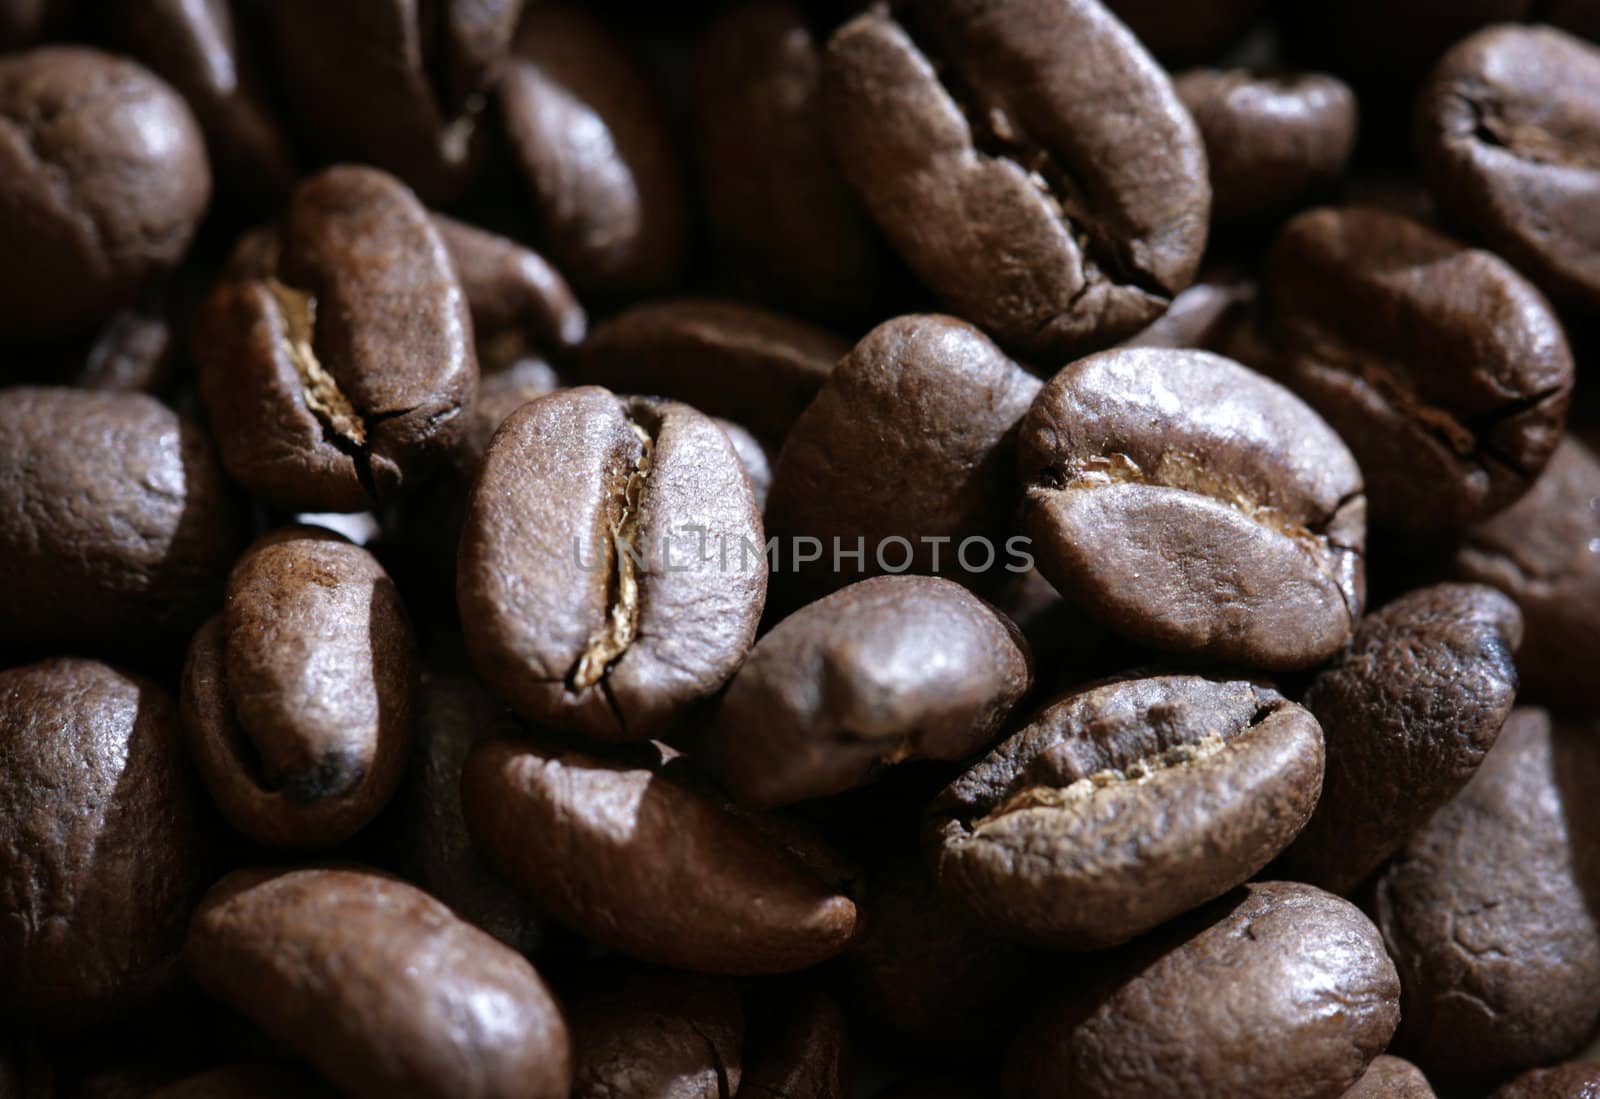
[1118,273,1253,351]
[1005,882,1400,1099]
[186,867,570,1099]
[1277,583,1521,893]
[928,675,1323,950]
[821,0,1210,358]
[568,964,743,1099]
[194,165,477,512]
[741,979,847,1099]
[116,0,297,209]
[710,576,1032,808]
[1018,347,1365,669]
[1454,436,1600,705]
[694,0,883,320]
[69,295,177,394]
[181,527,414,848]
[462,737,859,974]
[458,387,766,740]
[0,659,209,1028]
[844,851,1038,1059]
[0,47,210,342]
[384,651,543,955]
[500,5,685,297]
[768,315,1040,599]
[431,213,587,357]
[578,300,848,448]
[1341,1056,1437,1099]
[1493,1063,1600,1099]
[0,388,244,664]
[1173,69,1357,223]
[1375,709,1600,1087]
[1417,25,1600,311]
[268,0,519,201]
[1257,205,1573,529]
[1104,0,1265,63]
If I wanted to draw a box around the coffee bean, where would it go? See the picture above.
[115,0,297,209]
[1104,0,1265,63]
[0,659,209,1028]
[1174,69,1357,223]
[741,978,847,1099]
[568,964,743,1099]
[1341,1055,1437,1099]
[185,867,570,1099]
[70,295,177,394]
[1493,1063,1600,1099]
[383,649,543,956]
[268,1,517,201]
[1375,709,1600,1087]
[458,387,766,740]
[461,737,859,974]
[1018,347,1366,669]
[821,0,1210,358]
[844,850,1038,1059]
[1257,205,1573,529]
[711,575,1032,808]
[0,47,210,342]
[0,388,244,664]
[431,213,587,357]
[578,300,848,448]
[500,5,686,297]
[1418,25,1600,310]
[195,165,477,512]
[928,675,1323,950]
[1454,436,1600,705]
[1005,881,1400,1099]
[1276,583,1521,894]
[716,417,773,512]
[767,315,1040,599]
[181,527,414,848]
[693,0,883,320]
[1118,273,1253,351]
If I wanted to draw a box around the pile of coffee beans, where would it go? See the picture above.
[6,1,1600,1096]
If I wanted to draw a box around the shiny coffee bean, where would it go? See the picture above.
[195,165,477,511]
[462,737,859,974]
[1118,272,1253,352]
[181,527,414,848]
[1418,25,1600,311]
[711,575,1032,808]
[186,867,570,1099]
[1258,205,1573,529]
[1454,436,1600,705]
[1277,583,1521,893]
[0,659,209,1029]
[268,0,519,201]
[1174,69,1357,223]
[767,315,1040,599]
[458,387,766,740]
[0,388,244,664]
[500,5,686,297]
[568,964,743,1099]
[578,299,848,448]
[0,47,210,342]
[431,213,587,358]
[115,0,297,208]
[694,0,883,320]
[822,0,1209,358]
[1375,709,1600,1088]
[1005,882,1400,1099]
[928,675,1323,950]
[1018,347,1366,669]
